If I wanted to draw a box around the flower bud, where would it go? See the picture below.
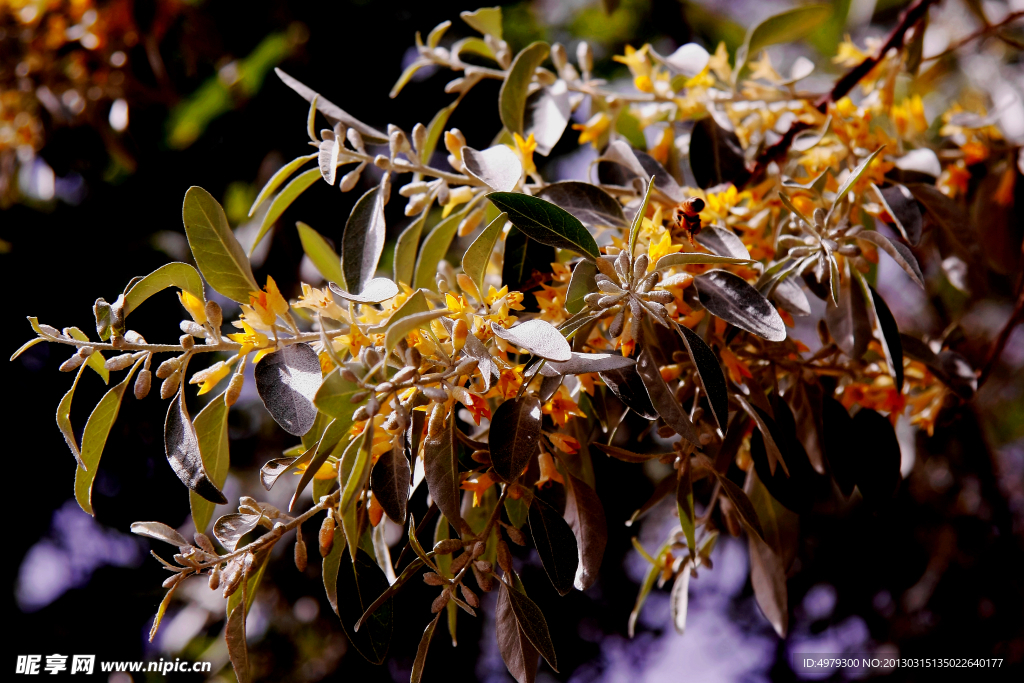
[179,334,194,350]
[104,353,136,371]
[340,168,361,192]
[194,532,216,554]
[225,373,244,407]
[392,366,417,384]
[60,354,85,372]
[156,357,181,379]
[423,386,448,403]
[577,41,593,75]
[319,513,335,557]
[373,154,390,169]
[380,173,391,206]
[551,42,568,72]
[294,534,308,572]
[208,564,222,591]
[433,538,463,555]
[124,330,147,345]
[347,128,365,153]
[428,402,446,438]
[411,123,427,157]
[608,308,625,337]
[161,370,182,399]
[205,301,223,330]
[180,321,207,338]
[134,369,152,400]
[77,346,94,359]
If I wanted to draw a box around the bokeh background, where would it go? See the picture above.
[3,0,1024,680]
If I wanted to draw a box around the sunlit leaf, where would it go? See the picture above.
[164,390,229,505]
[463,145,523,191]
[489,395,542,483]
[636,343,699,445]
[828,146,884,219]
[488,192,601,260]
[329,277,399,304]
[856,231,924,288]
[563,473,607,591]
[499,42,550,136]
[275,68,388,143]
[190,392,231,532]
[695,270,786,341]
[182,186,258,303]
[124,262,205,317]
[249,153,318,217]
[341,185,387,295]
[56,364,88,469]
[463,211,507,298]
[598,365,657,419]
[254,343,322,436]
[674,322,728,432]
[735,4,831,76]
[491,319,572,361]
[414,209,464,290]
[297,221,346,285]
[252,167,321,254]
[130,521,188,547]
[461,7,503,39]
[423,409,464,532]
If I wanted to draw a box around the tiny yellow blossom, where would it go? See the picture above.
[573,112,610,147]
[191,361,232,395]
[178,290,207,325]
[511,132,536,177]
[442,186,475,218]
[227,321,269,359]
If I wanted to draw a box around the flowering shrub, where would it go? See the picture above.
[13,2,1021,681]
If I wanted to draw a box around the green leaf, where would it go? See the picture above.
[251,167,321,254]
[828,146,884,219]
[463,211,507,298]
[653,252,755,270]
[56,364,88,469]
[323,514,347,614]
[735,5,831,76]
[314,366,367,420]
[164,389,229,504]
[488,192,600,260]
[249,153,317,217]
[182,186,258,303]
[504,495,530,528]
[10,337,45,361]
[340,424,374,514]
[628,542,670,637]
[391,60,429,99]
[386,309,449,356]
[628,175,656,255]
[489,396,542,482]
[461,7,503,39]
[565,260,597,315]
[499,42,550,136]
[74,359,144,515]
[420,101,459,165]
[297,221,346,285]
[342,185,387,294]
[123,262,205,317]
[66,327,108,384]
[502,226,555,291]
[414,209,464,290]
[504,580,558,672]
[676,458,695,561]
[394,210,429,286]
[189,393,230,533]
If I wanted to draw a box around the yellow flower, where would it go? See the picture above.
[546,432,580,455]
[248,276,289,326]
[178,290,207,325]
[445,292,473,323]
[295,457,338,481]
[648,230,681,267]
[461,472,496,507]
[613,44,651,79]
[707,42,732,82]
[748,51,781,83]
[488,364,524,400]
[511,132,536,177]
[892,95,927,138]
[649,126,673,165]
[543,385,586,427]
[442,186,475,218]
[535,451,564,488]
[190,361,232,395]
[720,348,753,385]
[634,74,654,93]
[833,35,867,68]
[572,112,610,147]
[227,321,269,359]
[293,283,347,321]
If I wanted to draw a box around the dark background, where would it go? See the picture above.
[3,1,1024,681]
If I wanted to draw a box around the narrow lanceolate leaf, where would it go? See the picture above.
[856,231,924,288]
[123,262,205,316]
[297,221,346,285]
[463,146,523,192]
[826,266,872,359]
[733,395,788,478]
[628,175,656,255]
[423,411,465,532]
[130,521,188,547]
[149,581,179,643]
[371,441,411,524]
[190,392,231,532]
[368,288,428,336]
[537,182,626,229]
[636,344,700,446]
[674,322,728,432]
[182,186,258,304]
[497,582,540,683]
[414,209,464,291]
[694,270,786,342]
[598,366,657,420]
[828,253,841,306]
[505,581,559,672]
[628,543,669,637]
[411,613,442,683]
[704,464,765,541]
[322,515,346,616]
[489,396,542,483]
[749,530,789,638]
[488,192,601,260]
[499,42,550,136]
[57,365,88,469]
[538,352,635,377]
[491,319,572,361]
[592,443,667,463]
[336,549,394,664]
[528,497,579,596]
[355,557,426,632]
[386,309,449,355]
[75,359,144,515]
[875,183,923,244]
[249,152,318,217]
[503,226,556,291]
[394,209,428,286]
[564,474,607,592]
[828,146,884,218]
[670,560,692,634]
[289,418,352,511]
[318,136,340,185]
[863,281,904,392]
[341,185,387,295]
[252,167,322,254]
[735,4,831,75]
[676,457,695,560]
[254,343,322,436]
[340,425,374,514]
[565,259,597,315]
[164,390,229,505]
[329,278,399,304]
[225,550,269,683]
[463,212,507,298]
[275,68,388,143]
[695,225,750,260]
[653,252,754,270]
[688,117,749,189]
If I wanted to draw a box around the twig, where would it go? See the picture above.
[921,11,1024,63]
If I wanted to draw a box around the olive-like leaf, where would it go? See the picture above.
[864,282,904,392]
[463,145,523,192]
[828,146,884,218]
[74,359,144,515]
[275,68,388,143]
[414,209,464,291]
[491,319,572,361]
[598,366,657,420]
[355,557,426,632]
[341,185,387,295]
[733,394,788,477]
[56,365,88,469]
[329,277,399,304]
[749,397,824,513]
[386,309,450,356]
[461,6,502,38]
[628,542,669,637]
[689,117,749,189]
[489,396,542,483]
[394,209,429,287]
[529,496,579,596]
[371,440,411,525]
[565,260,598,315]
[655,253,755,271]
[502,226,556,291]
[825,266,872,359]
[213,512,262,551]
[182,187,259,303]
[670,559,692,635]
[130,521,189,547]
[499,42,550,136]
[701,463,765,541]
[537,181,626,229]
[336,549,394,664]
[875,183,923,244]
[851,408,901,506]
[674,322,728,431]
[524,83,572,156]
[164,391,228,505]
[497,582,540,683]
[906,182,969,247]
[249,152,318,217]
[314,366,366,420]
[254,343,322,436]
[505,579,559,671]
[190,392,231,532]
[463,211,507,298]
[856,231,924,288]
[411,613,441,683]
[123,262,205,317]
[251,167,322,254]
[735,4,831,76]
[695,225,751,260]
[636,344,700,446]
[563,473,607,592]
[318,136,340,185]
[225,582,250,683]
[695,270,786,341]
[340,425,374,514]
[592,443,667,464]
[748,528,789,638]
[676,458,695,559]
[296,221,346,285]
[772,277,811,317]
[488,192,601,260]
[423,410,465,533]
[538,352,636,377]
[659,43,710,76]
